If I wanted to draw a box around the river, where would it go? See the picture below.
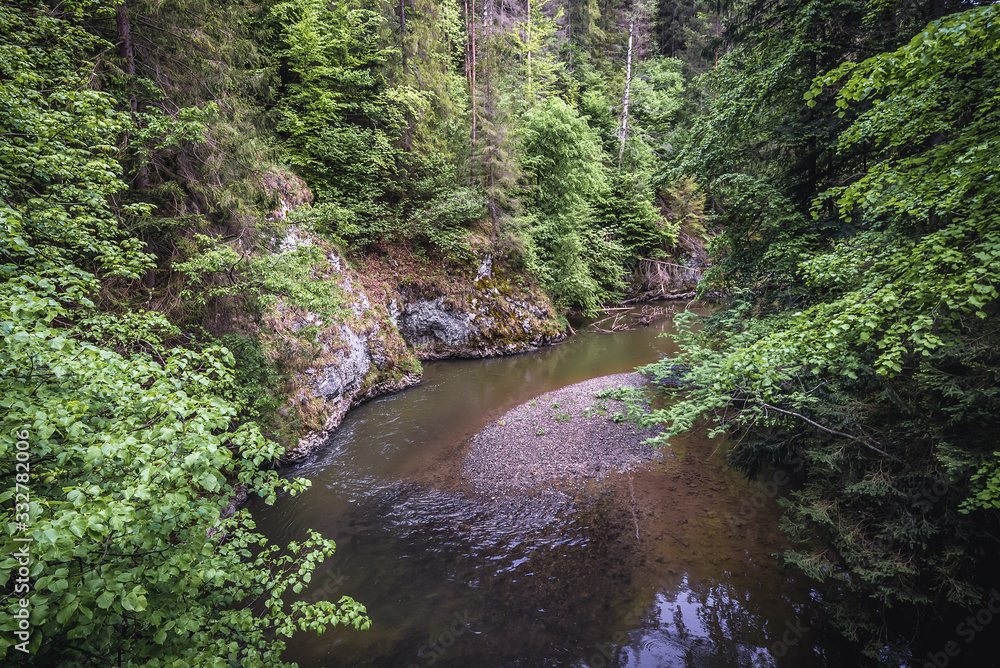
[250,303,861,667]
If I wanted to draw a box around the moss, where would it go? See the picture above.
[229,227,566,452]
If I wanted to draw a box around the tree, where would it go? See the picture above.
[382,0,468,163]
[257,0,419,246]
[0,3,367,662]
[630,56,689,147]
[509,0,565,103]
[521,97,625,311]
[468,0,523,246]
[616,0,654,166]
[642,2,1000,659]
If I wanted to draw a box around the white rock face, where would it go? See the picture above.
[312,326,373,400]
[393,287,565,359]
[277,226,313,253]
[398,298,478,346]
[475,253,493,281]
[264,231,563,463]
[270,238,421,464]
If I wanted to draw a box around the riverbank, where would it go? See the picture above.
[256,323,856,666]
[462,373,663,494]
[259,229,568,464]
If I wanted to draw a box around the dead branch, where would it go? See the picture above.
[756,401,894,459]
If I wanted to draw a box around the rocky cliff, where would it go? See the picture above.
[393,253,567,360]
[255,226,566,463]
[253,227,422,463]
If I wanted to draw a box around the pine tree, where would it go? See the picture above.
[470,0,521,247]
[509,0,565,103]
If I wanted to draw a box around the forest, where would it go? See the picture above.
[1,0,998,664]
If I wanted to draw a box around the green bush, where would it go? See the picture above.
[0,5,368,662]
[217,334,282,420]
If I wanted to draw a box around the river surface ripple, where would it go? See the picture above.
[250,304,860,667]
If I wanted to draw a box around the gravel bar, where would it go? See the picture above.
[462,373,663,495]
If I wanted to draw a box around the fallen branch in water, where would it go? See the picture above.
[623,291,698,304]
[589,312,627,332]
[589,313,617,328]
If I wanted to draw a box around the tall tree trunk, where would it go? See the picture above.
[566,0,572,74]
[806,50,817,194]
[526,0,532,100]
[487,76,498,248]
[618,20,634,167]
[489,143,497,247]
[400,0,407,43]
[714,13,720,69]
[470,0,478,186]
[670,2,680,57]
[464,0,471,82]
[484,0,498,245]
[116,2,135,80]
[118,0,152,289]
[400,0,412,153]
[117,0,148,190]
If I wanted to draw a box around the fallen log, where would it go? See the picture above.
[623,291,698,304]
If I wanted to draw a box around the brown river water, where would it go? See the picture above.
[249,303,864,667]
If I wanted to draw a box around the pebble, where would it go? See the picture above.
[462,373,663,500]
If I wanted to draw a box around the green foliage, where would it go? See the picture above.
[389,154,485,261]
[522,98,624,312]
[173,232,352,320]
[508,0,565,103]
[700,173,818,293]
[653,0,720,72]
[807,4,1000,514]
[597,169,677,262]
[104,0,277,235]
[409,186,487,262]
[643,2,1000,658]
[1,4,368,663]
[0,308,369,664]
[74,309,181,354]
[632,56,689,145]
[217,334,282,420]
[520,97,626,311]
[575,63,618,148]
[257,0,414,217]
[304,200,397,250]
[668,0,877,208]
[810,4,1000,236]
[657,176,707,239]
[520,92,604,216]
[0,2,152,286]
[382,0,468,156]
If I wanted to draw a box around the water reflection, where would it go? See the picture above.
[250,304,861,667]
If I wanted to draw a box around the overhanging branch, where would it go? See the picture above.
[756,400,894,458]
